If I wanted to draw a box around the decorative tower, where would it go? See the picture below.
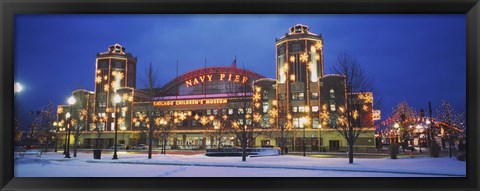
[275,24,324,131]
[94,44,137,131]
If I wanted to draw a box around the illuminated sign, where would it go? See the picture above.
[153,98,228,107]
[185,73,249,87]
[373,110,381,121]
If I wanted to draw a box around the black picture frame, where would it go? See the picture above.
[1,0,478,191]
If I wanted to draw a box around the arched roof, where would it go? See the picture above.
[160,66,265,93]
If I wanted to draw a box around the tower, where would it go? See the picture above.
[276,24,324,130]
[94,44,137,130]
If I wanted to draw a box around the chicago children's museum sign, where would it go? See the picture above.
[153,98,228,107]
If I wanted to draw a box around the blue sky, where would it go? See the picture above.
[14,14,466,126]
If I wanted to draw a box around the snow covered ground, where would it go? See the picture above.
[14,151,466,177]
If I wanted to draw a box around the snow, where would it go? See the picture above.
[14,151,466,177]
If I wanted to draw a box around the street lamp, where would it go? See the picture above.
[393,123,400,143]
[53,121,58,152]
[318,124,322,152]
[65,96,76,158]
[301,117,308,157]
[112,94,121,160]
[14,82,23,95]
[65,111,72,158]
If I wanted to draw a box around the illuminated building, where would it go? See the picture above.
[57,24,376,152]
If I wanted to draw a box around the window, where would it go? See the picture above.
[206,110,211,115]
[191,120,197,127]
[111,123,115,131]
[312,106,319,112]
[291,93,298,100]
[213,109,218,115]
[298,106,305,113]
[263,91,268,100]
[111,113,115,118]
[246,108,252,114]
[238,108,244,114]
[330,104,336,111]
[238,119,244,125]
[246,119,252,125]
[293,44,301,52]
[279,94,286,101]
[330,88,335,98]
[298,93,304,100]
[262,102,269,113]
[293,118,300,128]
[312,118,319,128]
[228,109,234,115]
[311,92,319,99]
[292,107,298,113]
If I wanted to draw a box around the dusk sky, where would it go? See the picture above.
[14,14,466,127]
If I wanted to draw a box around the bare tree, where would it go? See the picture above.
[390,101,418,152]
[138,62,161,159]
[435,99,465,158]
[202,109,229,149]
[91,113,107,149]
[331,52,375,164]
[31,102,57,152]
[14,118,23,145]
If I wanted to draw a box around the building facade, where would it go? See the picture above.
[56,24,376,152]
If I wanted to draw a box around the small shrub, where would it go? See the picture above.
[388,143,400,159]
[430,143,441,157]
[456,152,466,161]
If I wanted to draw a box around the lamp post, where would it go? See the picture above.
[394,123,400,144]
[112,94,121,160]
[65,96,76,158]
[53,121,58,152]
[318,124,322,152]
[65,112,71,158]
[61,120,67,155]
[14,82,23,98]
[302,117,307,157]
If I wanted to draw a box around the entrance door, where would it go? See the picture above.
[261,140,271,147]
[329,140,340,152]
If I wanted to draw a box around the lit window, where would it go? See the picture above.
[312,106,319,112]
[238,108,244,114]
[246,108,252,114]
[262,102,269,113]
[312,118,319,128]
[311,92,319,99]
[228,109,234,115]
[298,93,304,100]
[330,88,335,98]
[238,119,244,125]
[246,119,252,125]
[299,106,305,113]
[213,109,218,115]
[293,118,300,128]
[111,123,115,131]
[330,104,336,111]
[206,110,211,115]
[292,107,298,113]
[111,113,115,118]
[291,93,298,100]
